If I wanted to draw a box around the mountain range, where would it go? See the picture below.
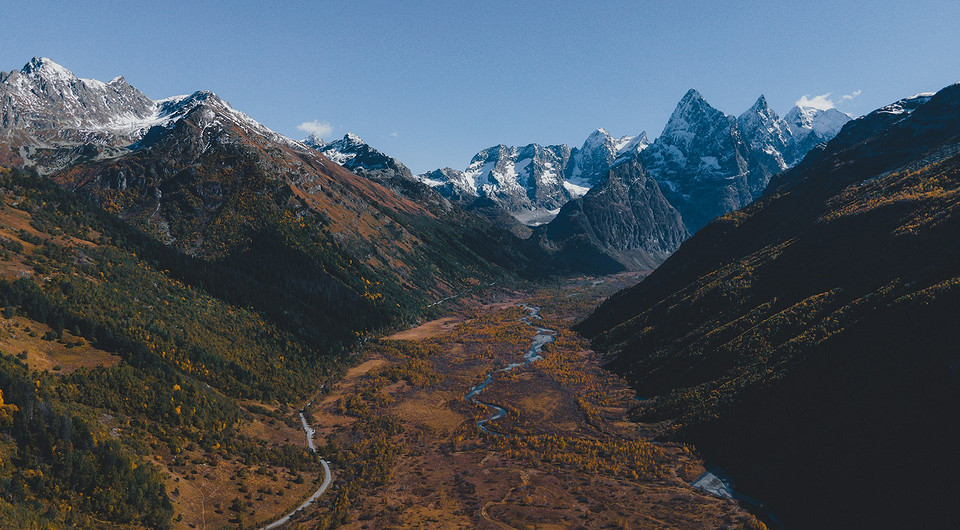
[0,58,568,343]
[1,55,958,529]
[412,89,850,233]
[307,89,850,271]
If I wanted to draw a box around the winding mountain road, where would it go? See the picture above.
[260,398,333,530]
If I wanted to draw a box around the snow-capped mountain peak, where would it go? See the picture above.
[738,95,790,153]
[306,132,414,180]
[616,131,649,158]
[21,56,75,81]
[659,88,731,150]
[2,58,307,174]
[583,128,613,148]
[745,95,777,120]
[669,89,712,122]
[302,132,325,149]
[784,105,850,139]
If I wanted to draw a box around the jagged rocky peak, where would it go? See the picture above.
[737,95,792,188]
[566,128,649,188]
[784,105,851,139]
[645,88,744,178]
[639,89,752,232]
[1,57,155,133]
[638,88,855,233]
[340,132,365,146]
[306,132,414,180]
[738,95,788,142]
[302,132,325,149]
[21,56,75,79]
[536,157,688,272]
[660,89,732,144]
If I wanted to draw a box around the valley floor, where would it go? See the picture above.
[284,274,763,529]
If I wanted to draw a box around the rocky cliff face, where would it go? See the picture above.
[534,158,688,272]
[0,57,154,135]
[639,89,753,232]
[565,128,649,189]
[456,143,572,223]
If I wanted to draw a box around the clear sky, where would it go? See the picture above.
[2,0,959,173]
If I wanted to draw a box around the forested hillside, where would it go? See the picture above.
[0,159,544,526]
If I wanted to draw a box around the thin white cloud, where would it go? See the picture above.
[795,93,835,110]
[297,120,334,139]
[388,132,399,137]
[796,89,862,110]
[840,89,862,102]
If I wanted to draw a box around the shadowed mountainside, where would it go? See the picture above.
[579,83,960,528]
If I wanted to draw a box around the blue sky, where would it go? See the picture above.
[2,0,959,173]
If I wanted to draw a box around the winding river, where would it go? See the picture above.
[260,396,333,530]
[464,304,557,434]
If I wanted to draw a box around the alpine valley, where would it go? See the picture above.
[0,56,956,530]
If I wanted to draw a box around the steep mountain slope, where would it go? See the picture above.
[638,89,753,232]
[533,159,688,273]
[0,57,564,528]
[2,58,550,297]
[579,83,960,527]
[0,167,326,527]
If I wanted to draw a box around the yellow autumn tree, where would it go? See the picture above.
[0,389,19,429]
